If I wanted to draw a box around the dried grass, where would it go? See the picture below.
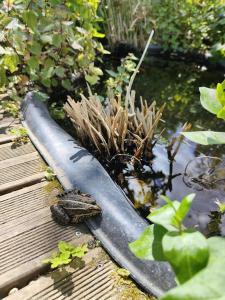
[64,91,164,161]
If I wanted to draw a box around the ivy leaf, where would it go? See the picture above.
[161,237,225,300]
[162,229,209,284]
[182,131,225,145]
[29,42,42,56]
[199,87,222,114]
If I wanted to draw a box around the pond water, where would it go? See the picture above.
[118,56,225,236]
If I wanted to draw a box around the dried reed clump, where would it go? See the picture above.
[64,90,164,161]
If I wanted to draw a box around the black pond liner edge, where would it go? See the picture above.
[21,92,176,297]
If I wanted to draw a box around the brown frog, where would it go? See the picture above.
[50,189,101,225]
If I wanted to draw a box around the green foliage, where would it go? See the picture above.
[102,0,225,54]
[9,127,29,145]
[0,0,105,103]
[43,241,88,269]
[106,53,138,96]
[183,79,225,145]
[129,194,225,299]
[44,167,56,181]
[49,103,65,120]
[161,237,225,300]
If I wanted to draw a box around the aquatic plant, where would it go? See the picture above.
[183,80,225,145]
[65,90,164,161]
[129,194,225,300]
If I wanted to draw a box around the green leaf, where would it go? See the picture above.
[71,245,88,258]
[217,106,225,120]
[85,74,99,85]
[62,79,73,91]
[147,201,180,231]
[29,42,42,56]
[27,57,39,71]
[152,224,167,261]
[129,225,155,260]
[0,68,7,87]
[44,167,55,181]
[199,87,222,114]
[3,54,19,73]
[162,229,209,284]
[52,34,64,47]
[55,66,65,78]
[22,10,37,31]
[58,241,74,253]
[161,237,225,300]
[216,83,225,107]
[32,91,49,102]
[173,194,195,227]
[182,131,225,145]
[106,69,117,77]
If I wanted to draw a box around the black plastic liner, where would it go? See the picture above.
[22,92,175,297]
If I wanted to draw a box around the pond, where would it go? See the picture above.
[115,56,225,237]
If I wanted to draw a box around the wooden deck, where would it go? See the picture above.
[0,115,151,300]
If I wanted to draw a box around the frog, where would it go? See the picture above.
[50,189,101,225]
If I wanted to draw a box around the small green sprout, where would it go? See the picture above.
[43,241,88,269]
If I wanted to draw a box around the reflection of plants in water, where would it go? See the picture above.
[135,58,225,133]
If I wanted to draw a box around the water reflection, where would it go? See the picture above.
[116,56,225,236]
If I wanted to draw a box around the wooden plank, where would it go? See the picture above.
[0,172,45,195]
[0,209,91,298]
[4,248,116,300]
[0,152,40,169]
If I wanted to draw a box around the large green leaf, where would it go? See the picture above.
[129,224,167,261]
[161,237,225,300]
[129,225,155,260]
[183,131,225,145]
[162,230,209,284]
[148,201,180,231]
[199,87,222,114]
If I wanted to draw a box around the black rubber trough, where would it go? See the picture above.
[21,92,175,297]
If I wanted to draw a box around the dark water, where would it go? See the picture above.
[121,56,225,236]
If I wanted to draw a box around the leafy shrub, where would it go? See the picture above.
[129,194,225,300]
[102,0,225,54]
[0,0,106,106]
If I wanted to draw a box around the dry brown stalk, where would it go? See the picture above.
[65,91,164,161]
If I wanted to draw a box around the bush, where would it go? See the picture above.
[102,0,225,54]
[0,0,106,105]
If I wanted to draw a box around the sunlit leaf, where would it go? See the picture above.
[183,131,225,145]
[199,87,221,114]
[162,229,209,284]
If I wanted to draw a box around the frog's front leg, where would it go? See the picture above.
[50,204,71,225]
